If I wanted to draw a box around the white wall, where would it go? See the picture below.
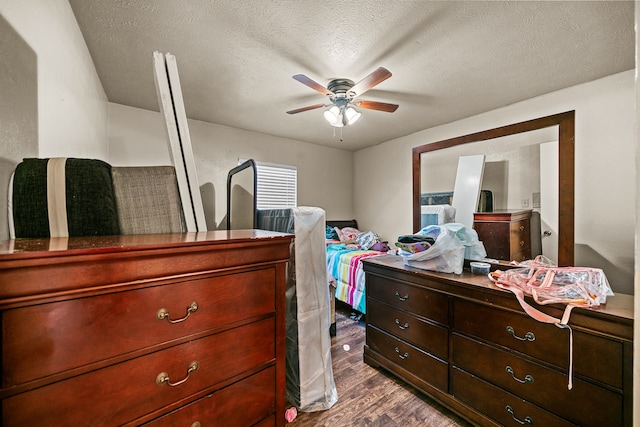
[0,0,109,240]
[355,70,636,294]
[108,103,354,229]
[0,0,109,158]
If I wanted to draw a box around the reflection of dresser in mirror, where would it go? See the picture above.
[474,209,541,262]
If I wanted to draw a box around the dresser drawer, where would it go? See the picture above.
[451,367,578,427]
[510,220,530,248]
[510,250,529,262]
[367,274,448,324]
[452,333,622,427]
[2,268,275,387]
[3,317,275,427]
[473,210,531,261]
[366,325,448,391]
[473,221,510,260]
[144,366,275,426]
[367,298,448,359]
[453,298,623,387]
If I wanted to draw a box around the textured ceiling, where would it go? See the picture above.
[69,0,635,151]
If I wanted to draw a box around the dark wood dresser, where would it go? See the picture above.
[473,209,532,262]
[0,231,293,427]
[362,255,633,427]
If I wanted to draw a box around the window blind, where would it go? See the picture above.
[255,162,297,209]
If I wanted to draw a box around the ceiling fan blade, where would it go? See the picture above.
[348,67,392,98]
[286,103,325,114]
[292,74,334,96]
[355,100,399,113]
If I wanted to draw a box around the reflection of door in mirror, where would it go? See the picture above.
[540,141,558,262]
[226,160,257,230]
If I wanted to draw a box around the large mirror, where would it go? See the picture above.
[412,111,575,266]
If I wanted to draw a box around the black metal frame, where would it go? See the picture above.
[226,159,257,230]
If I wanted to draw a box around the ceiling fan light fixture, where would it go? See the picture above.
[324,105,343,127]
[345,106,361,125]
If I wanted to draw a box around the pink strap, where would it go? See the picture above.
[495,281,575,390]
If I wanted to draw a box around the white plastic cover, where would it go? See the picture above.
[276,207,338,412]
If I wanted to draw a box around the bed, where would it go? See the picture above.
[325,219,388,315]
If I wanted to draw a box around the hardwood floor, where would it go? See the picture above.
[288,303,473,427]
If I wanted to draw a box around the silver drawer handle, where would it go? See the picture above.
[506,405,533,425]
[506,326,535,342]
[506,366,534,384]
[394,347,409,360]
[157,301,199,324]
[191,422,201,427]
[395,291,409,301]
[156,361,199,387]
[395,319,409,330]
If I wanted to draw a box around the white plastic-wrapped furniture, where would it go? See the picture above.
[257,207,338,412]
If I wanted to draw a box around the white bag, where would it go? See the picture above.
[441,223,487,260]
[401,225,465,274]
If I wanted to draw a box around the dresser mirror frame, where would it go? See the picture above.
[412,111,575,266]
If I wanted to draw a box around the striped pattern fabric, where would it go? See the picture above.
[12,158,120,238]
[326,245,383,314]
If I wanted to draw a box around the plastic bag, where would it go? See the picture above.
[440,223,487,260]
[491,256,614,308]
[490,255,614,390]
[400,225,465,274]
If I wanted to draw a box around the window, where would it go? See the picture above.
[255,161,297,209]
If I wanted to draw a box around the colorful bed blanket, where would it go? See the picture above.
[326,244,383,314]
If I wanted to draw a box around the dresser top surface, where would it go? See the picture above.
[0,230,293,260]
[473,209,533,221]
[363,254,634,323]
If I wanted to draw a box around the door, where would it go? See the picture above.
[539,141,558,262]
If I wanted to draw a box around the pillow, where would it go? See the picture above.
[356,230,379,250]
[12,158,120,237]
[335,226,360,242]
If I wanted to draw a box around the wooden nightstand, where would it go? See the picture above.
[473,209,532,262]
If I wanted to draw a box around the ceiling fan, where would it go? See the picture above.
[286,67,399,127]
